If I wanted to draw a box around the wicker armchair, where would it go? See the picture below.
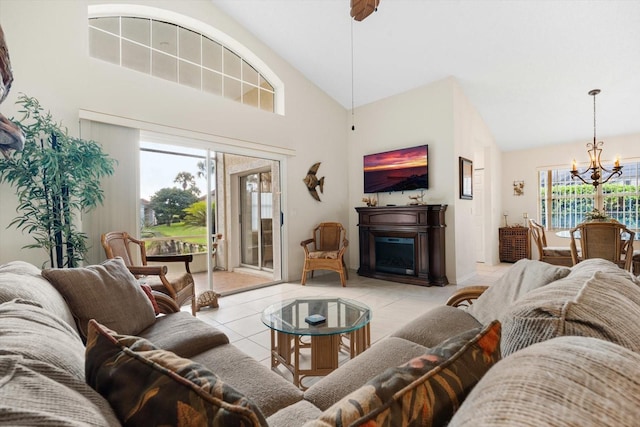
[101,231,196,315]
[529,219,573,266]
[301,222,349,286]
[569,221,635,271]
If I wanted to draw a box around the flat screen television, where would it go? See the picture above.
[363,145,428,193]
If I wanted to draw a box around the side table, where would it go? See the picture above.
[499,226,530,262]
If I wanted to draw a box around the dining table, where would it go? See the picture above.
[555,229,635,240]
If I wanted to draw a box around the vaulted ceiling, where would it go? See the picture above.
[212,0,640,151]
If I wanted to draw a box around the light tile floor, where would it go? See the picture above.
[190,263,511,371]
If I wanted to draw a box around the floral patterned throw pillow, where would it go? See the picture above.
[306,320,501,427]
[85,319,267,427]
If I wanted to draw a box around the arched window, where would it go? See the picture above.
[88,5,282,114]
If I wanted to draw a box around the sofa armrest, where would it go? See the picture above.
[152,291,181,314]
[446,285,489,308]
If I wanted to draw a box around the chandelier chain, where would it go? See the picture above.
[593,89,596,143]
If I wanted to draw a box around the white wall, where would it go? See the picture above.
[452,82,500,282]
[347,77,498,284]
[0,0,504,283]
[0,0,348,280]
[347,78,454,279]
[484,143,504,265]
[502,132,640,254]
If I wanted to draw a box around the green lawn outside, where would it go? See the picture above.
[142,222,208,245]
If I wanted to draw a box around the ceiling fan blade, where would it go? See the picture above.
[350,0,380,22]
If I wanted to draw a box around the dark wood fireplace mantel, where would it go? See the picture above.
[355,205,448,286]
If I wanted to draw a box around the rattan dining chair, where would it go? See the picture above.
[528,219,573,266]
[301,222,349,286]
[101,231,196,315]
[569,221,635,271]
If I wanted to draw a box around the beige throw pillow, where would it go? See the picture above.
[501,270,640,356]
[42,257,156,339]
[449,336,640,427]
[567,257,640,284]
[0,299,120,425]
[467,259,571,325]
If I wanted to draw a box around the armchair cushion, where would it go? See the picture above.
[85,320,267,427]
[41,257,156,340]
[308,250,339,260]
[542,246,572,257]
[145,271,193,293]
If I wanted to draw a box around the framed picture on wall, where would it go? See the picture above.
[459,157,473,200]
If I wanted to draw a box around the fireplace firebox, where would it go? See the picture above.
[355,205,448,286]
[374,237,415,275]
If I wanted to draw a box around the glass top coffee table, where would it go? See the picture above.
[261,297,371,389]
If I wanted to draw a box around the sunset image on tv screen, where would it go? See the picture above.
[363,145,428,193]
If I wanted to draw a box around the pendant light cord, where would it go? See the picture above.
[351,18,355,131]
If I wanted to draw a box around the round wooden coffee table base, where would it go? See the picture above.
[270,324,370,389]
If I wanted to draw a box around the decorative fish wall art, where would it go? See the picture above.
[303,162,325,201]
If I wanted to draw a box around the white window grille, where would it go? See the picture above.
[89,15,276,113]
[538,161,640,230]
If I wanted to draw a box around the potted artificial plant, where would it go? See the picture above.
[584,208,610,222]
[0,94,115,268]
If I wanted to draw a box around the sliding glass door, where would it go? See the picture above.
[139,139,282,293]
[240,171,273,270]
[139,140,216,284]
